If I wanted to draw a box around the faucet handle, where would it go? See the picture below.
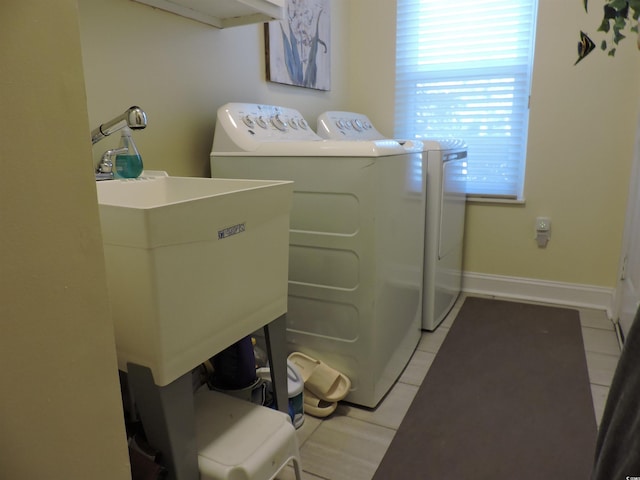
[96,147,128,180]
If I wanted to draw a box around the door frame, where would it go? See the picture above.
[612,109,640,340]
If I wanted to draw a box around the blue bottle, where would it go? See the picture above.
[115,127,143,179]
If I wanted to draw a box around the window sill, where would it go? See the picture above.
[466,196,526,206]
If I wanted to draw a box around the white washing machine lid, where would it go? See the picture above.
[211,138,417,157]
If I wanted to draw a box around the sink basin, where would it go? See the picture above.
[97,174,293,386]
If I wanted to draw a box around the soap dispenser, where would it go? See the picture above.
[115,127,143,178]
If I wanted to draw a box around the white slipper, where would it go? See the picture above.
[288,352,351,402]
[303,388,337,418]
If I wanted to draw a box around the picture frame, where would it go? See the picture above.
[265,0,331,91]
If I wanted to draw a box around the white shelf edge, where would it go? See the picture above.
[133,0,284,28]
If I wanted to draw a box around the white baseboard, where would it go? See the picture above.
[462,271,615,319]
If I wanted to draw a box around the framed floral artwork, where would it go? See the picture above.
[265,0,331,91]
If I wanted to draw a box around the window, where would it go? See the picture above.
[395,0,538,199]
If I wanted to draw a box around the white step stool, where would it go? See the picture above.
[195,389,303,480]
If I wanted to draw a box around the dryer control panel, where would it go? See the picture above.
[317,111,384,141]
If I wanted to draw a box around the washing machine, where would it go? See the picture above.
[317,111,468,331]
[210,103,425,408]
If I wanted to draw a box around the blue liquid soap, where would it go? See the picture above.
[115,154,143,179]
[115,126,143,179]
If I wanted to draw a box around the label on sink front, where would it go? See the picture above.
[218,222,246,240]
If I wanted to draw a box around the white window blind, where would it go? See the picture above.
[395,0,538,199]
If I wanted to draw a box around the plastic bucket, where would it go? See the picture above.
[287,361,304,429]
[257,360,305,428]
[210,377,268,404]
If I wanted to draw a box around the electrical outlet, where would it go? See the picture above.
[534,216,551,248]
[535,217,551,232]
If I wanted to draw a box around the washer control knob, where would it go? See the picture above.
[353,119,364,131]
[256,116,268,129]
[298,118,309,130]
[271,114,288,131]
[242,115,255,128]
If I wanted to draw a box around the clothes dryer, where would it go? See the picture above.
[210,103,425,408]
[317,111,467,331]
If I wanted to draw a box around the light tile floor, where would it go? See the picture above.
[277,294,621,480]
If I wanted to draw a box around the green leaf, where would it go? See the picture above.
[608,48,617,56]
[598,18,611,32]
[613,28,626,43]
[614,16,627,29]
[601,39,608,50]
[610,0,628,11]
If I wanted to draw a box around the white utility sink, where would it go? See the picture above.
[96,174,293,386]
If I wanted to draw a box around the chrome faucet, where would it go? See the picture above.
[91,106,147,145]
[92,106,146,180]
[95,147,128,181]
